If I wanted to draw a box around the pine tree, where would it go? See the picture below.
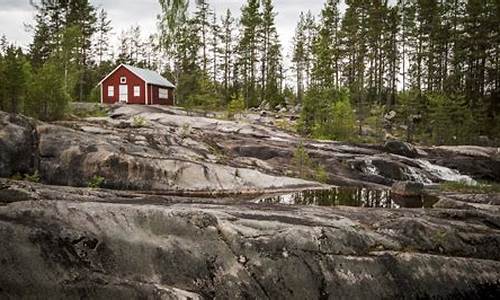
[238,0,261,107]
[210,12,220,84]
[194,0,212,73]
[312,0,341,89]
[219,9,235,104]
[260,0,282,105]
[292,13,307,103]
[95,9,112,65]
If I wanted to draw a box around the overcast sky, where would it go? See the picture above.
[0,0,331,58]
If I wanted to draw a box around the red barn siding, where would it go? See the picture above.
[102,66,146,105]
[150,85,175,105]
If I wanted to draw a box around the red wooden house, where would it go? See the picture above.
[99,64,176,105]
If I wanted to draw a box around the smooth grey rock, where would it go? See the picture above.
[0,112,37,177]
[384,140,419,158]
[0,179,499,299]
[391,181,424,196]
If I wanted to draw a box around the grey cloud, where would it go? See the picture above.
[0,0,326,54]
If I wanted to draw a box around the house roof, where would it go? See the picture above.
[98,64,176,88]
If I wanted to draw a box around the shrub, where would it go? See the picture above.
[226,96,246,120]
[314,165,329,183]
[132,116,147,127]
[180,123,191,139]
[299,86,356,142]
[292,142,312,179]
[292,142,330,183]
[24,170,40,183]
[88,175,105,188]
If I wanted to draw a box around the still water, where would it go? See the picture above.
[256,187,439,209]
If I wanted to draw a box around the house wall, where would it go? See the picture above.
[101,66,146,105]
[150,85,175,106]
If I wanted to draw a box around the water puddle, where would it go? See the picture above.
[255,187,439,209]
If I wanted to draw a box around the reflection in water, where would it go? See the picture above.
[256,188,438,209]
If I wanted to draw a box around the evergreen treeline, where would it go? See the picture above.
[292,0,500,144]
[0,0,499,145]
[157,0,500,145]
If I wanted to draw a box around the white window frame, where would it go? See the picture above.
[120,76,127,84]
[134,86,141,97]
[108,86,114,97]
[159,88,169,99]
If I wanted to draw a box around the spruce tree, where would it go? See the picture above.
[2,46,29,113]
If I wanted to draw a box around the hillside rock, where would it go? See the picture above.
[0,113,37,177]
[1,106,499,192]
[0,178,499,299]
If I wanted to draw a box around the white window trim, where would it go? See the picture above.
[108,86,114,97]
[120,76,127,84]
[159,88,169,99]
[134,86,141,97]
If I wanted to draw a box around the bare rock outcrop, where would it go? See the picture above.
[0,179,499,299]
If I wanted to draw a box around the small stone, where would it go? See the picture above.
[238,255,248,264]
[282,248,289,258]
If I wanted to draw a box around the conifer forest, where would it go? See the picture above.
[0,0,499,145]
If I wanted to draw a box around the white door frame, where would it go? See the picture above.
[119,85,128,103]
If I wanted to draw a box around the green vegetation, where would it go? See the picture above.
[292,142,329,183]
[10,171,41,183]
[88,175,105,188]
[69,104,108,118]
[226,96,246,120]
[299,87,357,142]
[440,181,500,194]
[132,116,147,127]
[0,0,498,146]
[24,171,41,183]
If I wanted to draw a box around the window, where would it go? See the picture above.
[120,76,127,84]
[108,86,114,97]
[134,86,140,97]
[159,88,169,99]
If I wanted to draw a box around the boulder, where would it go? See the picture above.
[391,181,424,196]
[384,140,418,158]
[372,159,407,181]
[0,112,37,177]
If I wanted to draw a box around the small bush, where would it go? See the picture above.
[88,175,105,188]
[274,119,297,133]
[226,96,246,120]
[24,170,40,183]
[292,142,330,183]
[132,116,147,127]
[314,165,329,183]
[292,142,312,179]
[180,123,191,139]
